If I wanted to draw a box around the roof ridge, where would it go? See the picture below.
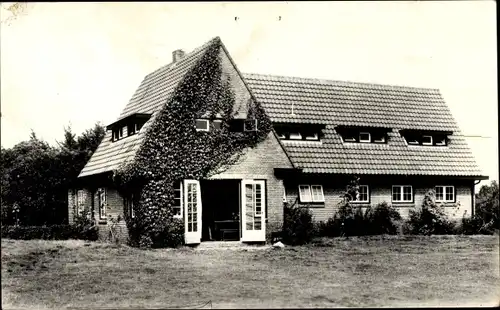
[242,72,441,93]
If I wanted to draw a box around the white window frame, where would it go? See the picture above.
[289,132,302,140]
[351,185,369,203]
[173,181,183,219]
[304,132,319,141]
[373,135,386,143]
[392,185,413,203]
[435,185,455,203]
[422,135,433,146]
[195,119,209,132]
[129,194,135,219]
[77,190,85,215]
[98,188,107,220]
[283,188,287,202]
[434,137,447,146]
[359,132,371,143]
[212,119,222,130]
[343,135,356,142]
[298,184,324,203]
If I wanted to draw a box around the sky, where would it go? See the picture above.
[1,1,497,185]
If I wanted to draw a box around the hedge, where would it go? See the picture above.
[1,224,98,241]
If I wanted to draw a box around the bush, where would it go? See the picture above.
[1,223,98,241]
[282,201,315,245]
[73,215,99,241]
[315,216,343,237]
[404,190,455,235]
[151,217,184,248]
[364,202,402,235]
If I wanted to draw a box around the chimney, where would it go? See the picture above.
[172,49,185,63]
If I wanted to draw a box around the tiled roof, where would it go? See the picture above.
[244,73,486,177]
[79,37,221,178]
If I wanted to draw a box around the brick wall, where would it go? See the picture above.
[285,177,474,221]
[93,187,128,243]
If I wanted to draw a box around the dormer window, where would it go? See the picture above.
[107,113,152,142]
[422,135,433,146]
[195,119,209,132]
[359,132,371,143]
[336,126,390,144]
[289,132,302,140]
[274,123,324,142]
[401,130,450,147]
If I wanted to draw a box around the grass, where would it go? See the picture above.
[2,235,499,309]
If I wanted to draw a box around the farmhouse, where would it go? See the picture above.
[69,37,487,244]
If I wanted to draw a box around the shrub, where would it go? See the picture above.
[282,201,315,245]
[73,215,99,241]
[364,202,402,235]
[151,217,184,248]
[315,216,343,237]
[405,190,455,235]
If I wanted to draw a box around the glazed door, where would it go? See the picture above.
[184,180,202,244]
[241,180,266,242]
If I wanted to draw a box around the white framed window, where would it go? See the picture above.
[406,138,419,145]
[283,188,287,202]
[244,119,258,132]
[173,181,183,219]
[77,190,85,215]
[392,185,413,202]
[304,132,319,141]
[435,136,447,146]
[373,134,386,143]
[98,188,107,220]
[212,120,222,130]
[435,185,455,203]
[195,119,209,132]
[311,185,325,202]
[422,135,433,145]
[298,184,324,203]
[359,132,371,143]
[289,132,302,140]
[343,134,356,142]
[352,185,369,203]
[127,194,135,219]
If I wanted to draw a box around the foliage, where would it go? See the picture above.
[282,200,315,245]
[114,38,272,247]
[1,123,105,226]
[405,190,456,235]
[72,212,99,241]
[1,222,98,241]
[364,202,402,235]
[474,180,499,234]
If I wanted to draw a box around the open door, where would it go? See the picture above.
[184,180,202,245]
[241,180,266,242]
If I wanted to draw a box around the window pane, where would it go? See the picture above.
[392,187,401,201]
[403,186,412,201]
[213,120,222,130]
[422,135,432,145]
[359,132,371,142]
[196,119,208,130]
[299,185,312,202]
[311,185,324,202]
[289,132,302,140]
[435,186,444,201]
[445,186,454,201]
[359,185,368,201]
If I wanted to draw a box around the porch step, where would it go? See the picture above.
[195,241,268,250]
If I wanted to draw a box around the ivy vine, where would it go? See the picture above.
[113,38,272,247]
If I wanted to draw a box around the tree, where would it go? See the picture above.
[475,180,499,233]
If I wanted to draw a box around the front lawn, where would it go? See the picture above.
[2,235,499,308]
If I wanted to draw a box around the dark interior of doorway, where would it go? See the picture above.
[200,180,240,242]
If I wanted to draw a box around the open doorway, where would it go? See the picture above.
[200,180,240,241]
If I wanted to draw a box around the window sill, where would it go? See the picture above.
[97,219,107,225]
[298,202,325,208]
[391,203,415,207]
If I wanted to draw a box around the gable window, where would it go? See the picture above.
[299,184,324,203]
[244,119,258,132]
[422,135,433,146]
[352,185,369,203]
[196,119,209,132]
[274,123,324,142]
[98,188,107,220]
[212,120,222,130]
[392,185,413,203]
[359,132,371,143]
[435,186,455,203]
[173,181,183,219]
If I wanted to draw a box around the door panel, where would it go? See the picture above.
[241,180,266,242]
[184,180,201,244]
